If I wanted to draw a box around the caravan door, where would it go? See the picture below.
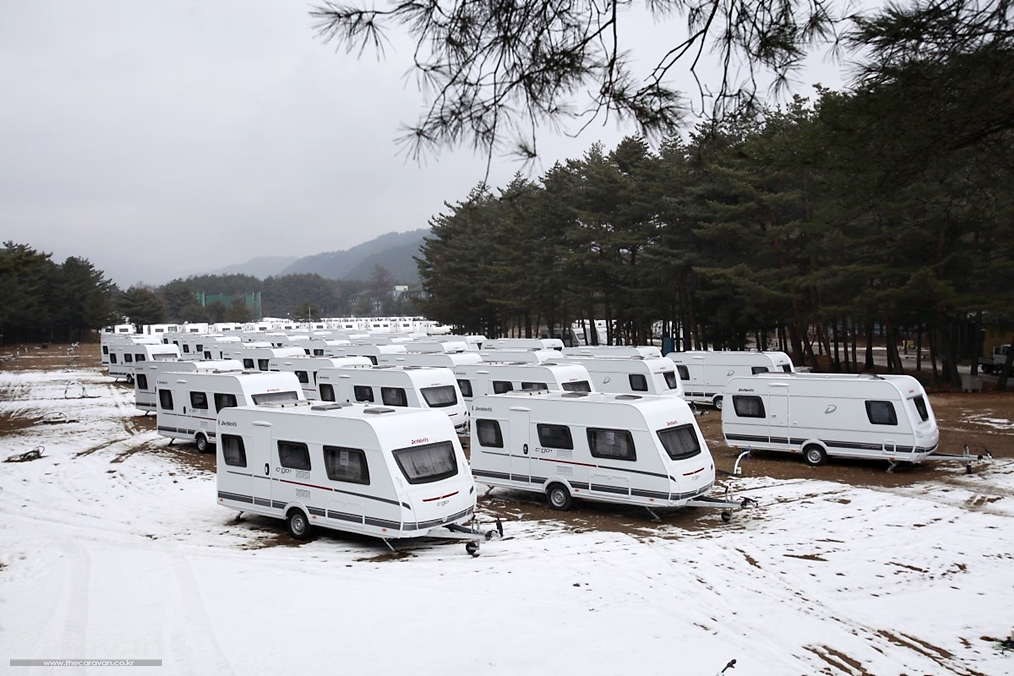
[508,407,531,483]
[767,384,790,446]
[249,421,274,510]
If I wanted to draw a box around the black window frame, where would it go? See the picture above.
[158,389,174,410]
[382,387,409,407]
[587,427,637,461]
[475,419,504,448]
[136,374,148,390]
[492,381,513,394]
[392,441,459,484]
[865,400,898,426]
[319,383,336,402]
[628,373,648,392]
[278,440,311,471]
[537,423,573,450]
[676,365,689,380]
[323,445,370,485]
[732,395,766,418]
[911,395,929,422]
[214,392,238,412]
[521,381,548,391]
[657,424,703,461]
[221,434,247,467]
[353,385,375,403]
[189,391,209,410]
[457,379,473,397]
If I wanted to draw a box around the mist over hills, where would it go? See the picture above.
[208,229,428,283]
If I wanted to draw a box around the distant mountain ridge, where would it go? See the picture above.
[207,229,428,283]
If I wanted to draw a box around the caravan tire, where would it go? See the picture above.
[713,396,723,411]
[286,510,312,540]
[195,434,209,454]
[803,445,828,467]
[547,484,572,511]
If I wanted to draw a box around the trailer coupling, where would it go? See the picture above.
[924,444,993,475]
[440,518,504,555]
[684,495,759,523]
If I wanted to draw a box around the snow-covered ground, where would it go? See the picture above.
[2,364,1013,675]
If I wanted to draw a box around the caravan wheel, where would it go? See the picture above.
[195,434,209,454]
[713,396,723,410]
[547,484,572,511]
[803,445,828,467]
[286,510,312,540]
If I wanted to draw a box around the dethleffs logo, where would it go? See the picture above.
[410,437,430,445]
[220,420,237,427]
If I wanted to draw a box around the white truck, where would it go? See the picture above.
[216,402,497,552]
[721,372,939,469]
[155,371,305,452]
[469,390,750,518]
[665,350,794,410]
[978,344,1013,376]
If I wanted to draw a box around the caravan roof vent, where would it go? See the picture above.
[311,403,345,411]
[364,407,397,414]
[562,392,590,398]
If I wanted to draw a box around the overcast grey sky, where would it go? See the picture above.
[1,1,848,288]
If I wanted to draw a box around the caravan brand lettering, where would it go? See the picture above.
[411,437,430,445]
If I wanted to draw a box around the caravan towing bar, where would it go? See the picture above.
[684,494,759,523]
[923,444,993,475]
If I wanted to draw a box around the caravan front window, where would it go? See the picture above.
[215,393,238,411]
[629,374,648,392]
[662,371,679,390]
[562,381,592,392]
[588,428,636,461]
[221,434,247,467]
[865,400,898,426]
[323,446,370,484]
[911,395,930,422]
[421,386,457,408]
[657,424,702,460]
[537,424,573,450]
[392,441,458,484]
[251,391,299,405]
[781,364,793,373]
[382,387,408,407]
[278,441,311,470]
[475,419,503,448]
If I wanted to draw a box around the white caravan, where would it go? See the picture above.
[267,356,373,400]
[108,342,181,382]
[156,371,305,452]
[551,356,685,398]
[377,351,483,368]
[452,362,595,413]
[562,345,662,359]
[665,350,794,409]
[215,402,485,548]
[134,360,243,413]
[224,346,307,372]
[333,344,408,365]
[300,338,352,357]
[482,337,564,351]
[101,332,160,367]
[469,391,736,514]
[316,366,468,433]
[479,349,560,364]
[721,372,939,468]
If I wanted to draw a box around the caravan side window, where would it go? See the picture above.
[214,393,238,412]
[323,446,370,484]
[110,353,117,364]
[103,346,109,355]
[751,366,769,374]
[190,391,209,410]
[124,353,133,363]
[382,387,408,407]
[587,428,636,461]
[629,374,648,392]
[732,395,765,418]
[475,419,503,448]
[158,390,174,410]
[182,345,190,354]
[221,434,247,467]
[319,384,336,402]
[521,381,548,391]
[204,351,212,360]
[242,358,255,369]
[278,441,311,470]
[257,359,269,371]
[134,354,146,362]
[354,385,375,403]
[457,380,473,397]
[676,365,689,380]
[865,401,898,426]
[537,424,573,450]
[294,370,310,384]
[493,381,513,394]
[136,374,148,390]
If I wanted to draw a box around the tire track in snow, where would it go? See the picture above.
[166,550,237,675]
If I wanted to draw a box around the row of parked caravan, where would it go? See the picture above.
[100,328,940,552]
